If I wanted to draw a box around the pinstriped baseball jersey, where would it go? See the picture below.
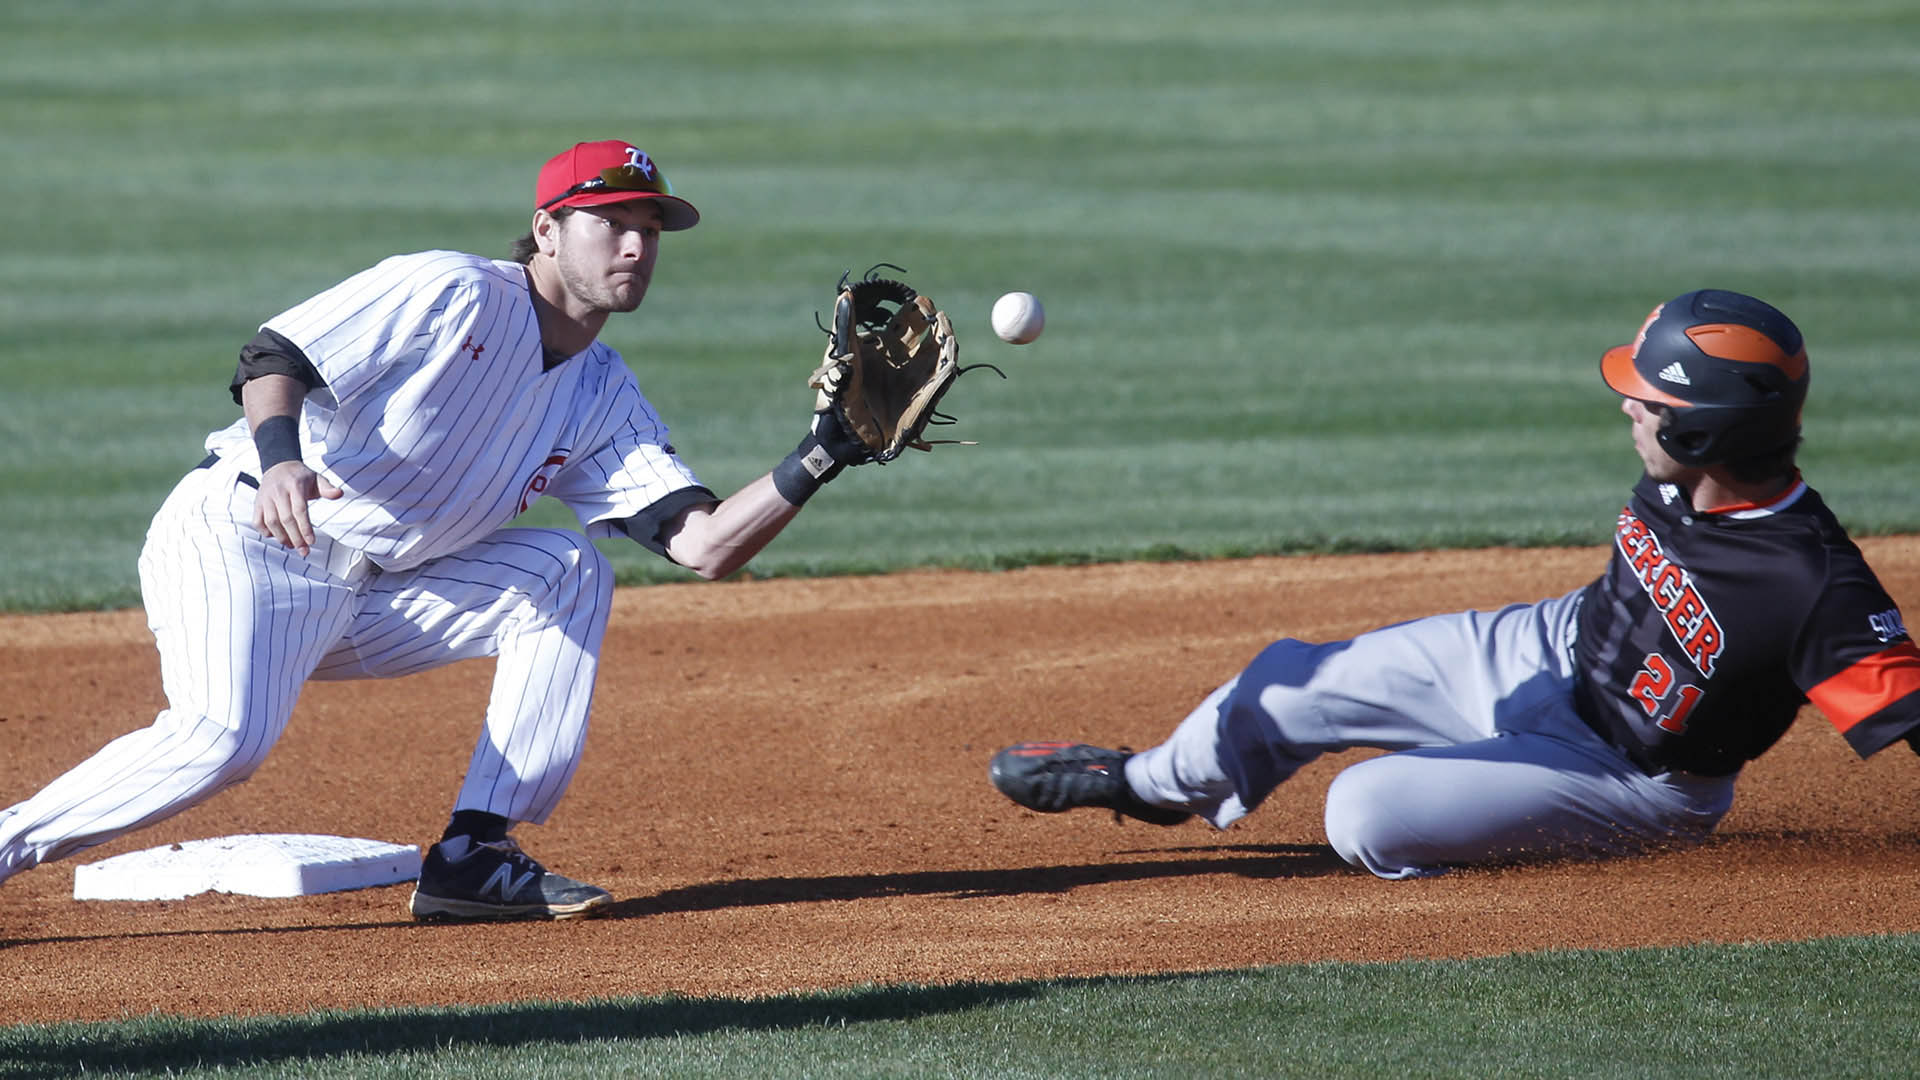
[0,246,696,889]
[203,250,704,571]
[1574,473,1920,775]
[3,144,775,912]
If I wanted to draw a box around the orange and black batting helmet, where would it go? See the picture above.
[1600,289,1809,468]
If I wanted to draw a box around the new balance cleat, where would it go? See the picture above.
[989,741,1193,826]
[409,835,611,921]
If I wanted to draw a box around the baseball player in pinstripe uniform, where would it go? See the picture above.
[992,289,1920,878]
[0,140,881,920]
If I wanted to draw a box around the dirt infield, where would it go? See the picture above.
[4,541,1918,1024]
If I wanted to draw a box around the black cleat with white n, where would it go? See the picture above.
[989,742,1193,826]
[409,835,611,921]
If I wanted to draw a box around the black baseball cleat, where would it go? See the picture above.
[989,741,1193,826]
[409,835,611,922]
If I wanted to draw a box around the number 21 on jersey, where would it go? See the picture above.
[1629,653,1705,733]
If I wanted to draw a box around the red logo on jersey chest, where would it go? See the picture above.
[1615,509,1724,677]
[519,452,569,513]
[460,336,486,360]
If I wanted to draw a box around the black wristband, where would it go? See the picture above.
[252,414,303,471]
[771,434,844,506]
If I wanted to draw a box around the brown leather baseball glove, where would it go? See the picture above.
[809,266,999,463]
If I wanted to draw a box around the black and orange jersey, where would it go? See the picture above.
[1572,473,1920,776]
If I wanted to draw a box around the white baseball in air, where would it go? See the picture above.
[991,291,1045,344]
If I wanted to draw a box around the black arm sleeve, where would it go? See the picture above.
[609,486,720,561]
[230,328,326,405]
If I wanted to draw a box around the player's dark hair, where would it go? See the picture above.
[1720,435,1802,485]
[509,208,574,264]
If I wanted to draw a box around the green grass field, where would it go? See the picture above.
[4,936,1918,1078]
[4,0,1917,610]
[3,0,1918,1073]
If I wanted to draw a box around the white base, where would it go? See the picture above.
[73,833,422,901]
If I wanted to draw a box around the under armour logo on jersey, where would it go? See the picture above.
[623,146,656,180]
[460,336,486,361]
[1870,608,1910,644]
[1657,361,1691,386]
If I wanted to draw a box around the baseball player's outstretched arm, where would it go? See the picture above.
[658,474,800,580]
[242,373,342,557]
[658,385,874,579]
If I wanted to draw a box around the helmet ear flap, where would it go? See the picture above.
[1656,399,1803,469]
[1657,419,1716,467]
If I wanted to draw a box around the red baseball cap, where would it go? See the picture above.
[535,140,700,231]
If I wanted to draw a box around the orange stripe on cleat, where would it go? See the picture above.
[1010,741,1079,756]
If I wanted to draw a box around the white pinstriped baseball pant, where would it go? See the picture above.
[0,458,612,883]
[1125,590,1737,878]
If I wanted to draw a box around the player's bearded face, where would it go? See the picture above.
[552,204,662,314]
